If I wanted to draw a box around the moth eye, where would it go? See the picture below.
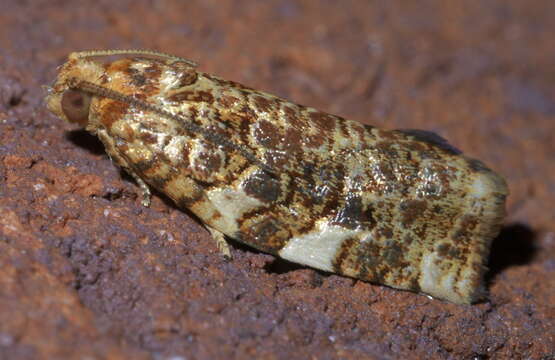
[61,89,91,126]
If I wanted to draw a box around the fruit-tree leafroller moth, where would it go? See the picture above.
[46,50,508,304]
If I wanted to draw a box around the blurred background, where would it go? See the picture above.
[0,1,553,359]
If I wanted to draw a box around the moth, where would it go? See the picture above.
[46,50,508,304]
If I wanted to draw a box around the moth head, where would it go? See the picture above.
[45,56,104,129]
[46,80,94,128]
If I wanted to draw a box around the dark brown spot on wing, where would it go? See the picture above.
[191,147,223,181]
[242,171,281,203]
[399,199,428,227]
[283,105,308,129]
[241,217,290,253]
[148,175,169,191]
[127,67,147,87]
[404,141,427,153]
[133,158,157,174]
[139,131,158,145]
[121,65,160,96]
[308,111,337,130]
[254,120,281,149]
[253,95,273,113]
[104,58,133,74]
[304,132,325,148]
[174,185,204,209]
[144,64,162,80]
[379,226,393,239]
[351,123,368,145]
[332,237,357,273]
[382,241,407,269]
[283,128,303,153]
[437,243,451,257]
[332,195,376,230]
[218,94,240,108]
[169,90,214,104]
[375,140,399,157]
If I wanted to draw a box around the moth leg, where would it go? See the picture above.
[206,226,232,259]
[129,172,152,207]
[96,131,153,207]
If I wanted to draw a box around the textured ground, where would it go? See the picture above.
[0,1,554,359]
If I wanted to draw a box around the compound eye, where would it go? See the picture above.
[61,89,91,126]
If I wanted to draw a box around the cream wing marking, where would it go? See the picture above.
[279,221,360,272]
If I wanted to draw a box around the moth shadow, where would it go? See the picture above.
[66,129,106,155]
[264,257,306,274]
[486,223,537,284]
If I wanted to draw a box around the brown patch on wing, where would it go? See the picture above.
[452,215,479,244]
[139,131,158,145]
[241,217,291,253]
[254,120,281,149]
[331,195,376,230]
[283,105,308,129]
[127,67,147,87]
[104,58,133,74]
[190,147,224,182]
[382,241,408,269]
[242,171,281,204]
[283,128,303,153]
[379,226,393,239]
[399,199,428,227]
[169,90,214,104]
[304,132,325,148]
[253,95,273,113]
[144,64,162,80]
[332,237,358,273]
[175,188,204,210]
[133,157,160,177]
[218,94,240,108]
[99,100,129,129]
[308,111,337,131]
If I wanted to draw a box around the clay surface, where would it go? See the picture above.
[0,1,553,359]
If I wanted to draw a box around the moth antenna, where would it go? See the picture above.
[71,79,275,176]
[69,49,198,67]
